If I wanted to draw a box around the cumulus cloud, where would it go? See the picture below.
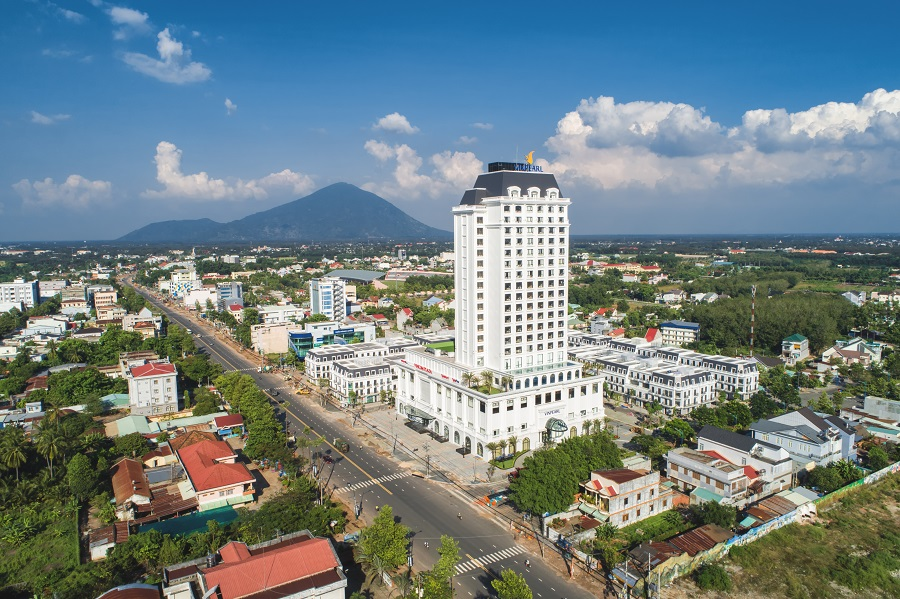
[225,98,237,115]
[363,140,482,199]
[107,6,151,39]
[13,175,112,209]
[143,141,314,201]
[374,112,419,134]
[546,89,900,192]
[30,111,70,125]
[472,122,493,130]
[457,136,477,145]
[122,28,211,84]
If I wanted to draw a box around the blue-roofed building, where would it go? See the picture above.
[422,295,446,309]
[659,320,700,347]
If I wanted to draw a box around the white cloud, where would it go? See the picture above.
[58,8,85,23]
[107,6,151,39]
[457,136,477,145]
[374,112,419,134]
[545,89,900,192]
[122,28,211,84]
[143,141,314,201]
[191,30,201,38]
[363,140,482,199]
[472,122,493,130]
[13,175,112,209]
[225,98,237,115]
[30,111,70,125]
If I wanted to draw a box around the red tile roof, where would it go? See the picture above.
[743,465,759,480]
[401,307,413,316]
[177,439,254,492]
[215,414,245,429]
[372,314,387,320]
[130,362,176,378]
[645,328,658,342]
[204,537,338,599]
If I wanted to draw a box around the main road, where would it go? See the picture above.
[127,281,598,599]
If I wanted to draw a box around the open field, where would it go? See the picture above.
[670,472,900,599]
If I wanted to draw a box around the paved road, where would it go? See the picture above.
[129,282,597,599]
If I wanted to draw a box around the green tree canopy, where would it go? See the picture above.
[358,505,410,572]
[492,568,533,599]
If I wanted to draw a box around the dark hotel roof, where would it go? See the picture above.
[460,166,561,205]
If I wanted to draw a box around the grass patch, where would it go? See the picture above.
[490,451,526,469]
[426,341,455,352]
[726,472,900,598]
[616,509,692,545]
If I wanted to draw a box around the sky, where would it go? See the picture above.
[3,1,900,241]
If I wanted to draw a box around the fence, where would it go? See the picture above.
[628,460,900,595]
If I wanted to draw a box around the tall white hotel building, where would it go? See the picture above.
[391,162,604,459]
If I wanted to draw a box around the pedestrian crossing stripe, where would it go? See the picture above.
[341,471,412,492]
[455,546,525,574]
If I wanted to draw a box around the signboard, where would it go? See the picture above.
[334,328,354,335]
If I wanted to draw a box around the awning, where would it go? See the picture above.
[404,405,435,423]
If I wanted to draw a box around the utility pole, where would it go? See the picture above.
[750,285,757,357]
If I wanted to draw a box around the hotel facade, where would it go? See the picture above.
[391,163,604,459]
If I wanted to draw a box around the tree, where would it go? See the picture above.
[421,535,460,599]
[114,432,151,458]
[689,501,737,530]
[67,453,97,501]
[716,401,753,429]
[749,391,780,420]
[695,563,731,591]
[0,426,28,483]
[866,445,890,471]
[507,435,518,454]
[691,406,721,428]
[461,372,477,389]
[660,418,695,446]
[358,505,410,573]
[492,569,533,599]
[35,426,64,478]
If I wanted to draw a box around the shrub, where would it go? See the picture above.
[694,563,732,591]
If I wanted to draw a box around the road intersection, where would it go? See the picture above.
[129,282,599,599]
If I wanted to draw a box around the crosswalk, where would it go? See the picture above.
[341,471,412,492]
[455,545,525,575]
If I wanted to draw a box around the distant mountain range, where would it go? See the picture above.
[118,183,451,243]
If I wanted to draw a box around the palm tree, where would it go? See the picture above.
[496,439,507,457]
[0,427,28,483]
[507,435,518,454]
[485,442,499,460]
[35,427,63,478]
[480,370,494,391]
[391,570,414,597]
[500,375,513,392]
[461,372,477,389]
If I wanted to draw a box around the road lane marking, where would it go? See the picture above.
[456,546,524,574]
[139,289,393,496]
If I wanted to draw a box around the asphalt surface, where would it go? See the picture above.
[129,282,596,599]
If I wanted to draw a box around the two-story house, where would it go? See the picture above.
[748,407,857,467]
[695,426,792,497]
[176,439,255,512]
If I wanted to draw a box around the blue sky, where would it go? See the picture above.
[3,1,900,240]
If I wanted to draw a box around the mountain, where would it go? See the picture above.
[118,183,451,243]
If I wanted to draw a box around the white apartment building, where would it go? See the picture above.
[571,347,715,415]
[658,320,700,347]
[38,279,69,300]
[306,339,416,382]
[391,162,604,458]
[0,279,40,309]
[309,277,347,321]
[257,304,306,325]
[125,359,179,416]
[570,333,759,400]
[332,358,394,405]
[122,307,163,338]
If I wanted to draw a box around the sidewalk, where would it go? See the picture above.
[346,403,500,488]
